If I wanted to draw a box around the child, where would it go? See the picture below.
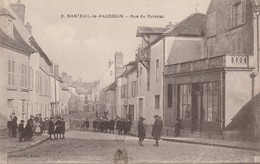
[35,121,41,135]
[18,120,25,142]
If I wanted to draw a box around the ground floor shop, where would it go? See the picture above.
[164,70,224,138]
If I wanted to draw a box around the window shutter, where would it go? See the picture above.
[227,5,233,29]
[241,0,246,24]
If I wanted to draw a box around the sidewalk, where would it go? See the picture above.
[0,134,49,154]
[130,130,260,152]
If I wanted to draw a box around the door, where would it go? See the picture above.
[138,98,144,118]
[191,83,201,132]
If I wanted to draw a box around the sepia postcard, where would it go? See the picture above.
[1,0,260,163]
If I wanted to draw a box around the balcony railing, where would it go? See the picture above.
[165,54,254,75]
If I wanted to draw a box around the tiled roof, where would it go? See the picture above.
[137,26,168,37]
[164,12,205,37]
[105,81,117,92]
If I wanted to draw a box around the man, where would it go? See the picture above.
[151,115,163,146]
[138,117,146,146]
[109,118,115,133]
[11,113,17,137]
[38,114,43,134]
[7,115,12,137]
[48,117,55,140]
[85,118,89,131]
[61,118,65,139]
[18,120,25,142]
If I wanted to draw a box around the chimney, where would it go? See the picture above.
[25,22,32,34]
[108,59,113,68]
[10,0,25,24]
[114,51,123,67]
[0,8,15,38]
[166,21,174,28]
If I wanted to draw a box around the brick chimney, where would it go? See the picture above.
[10,0,25,24]
[25,22,32,34]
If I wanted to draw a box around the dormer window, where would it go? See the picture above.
[227,0,246,29]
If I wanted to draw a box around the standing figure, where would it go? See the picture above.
[35,121,41,135]
[18,120,25,142]
[25,115,34,141]
[43,117,50,133]
[39,114,43,134]
[61,118,65,139]
[81,119,85,131]
[174,118,183,137]
[85,118,89,131]
[151,115,163,147]
[55,116,63,139]
[109,119,115,133]
[11,113,17,137]
[48,117,55,140]
[93,119,98,132]
[7,115,12,137]
[137,117,146,146]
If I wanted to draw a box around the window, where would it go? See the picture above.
[39,73,42,94]
[179,84,191,120]
[8,59,15,87]
[21,64,29,89]
[21,100,26,120]
[156,59,159,81]
[207,43,215,57]
[155,95,160,109]
[207,13,216,36]
[231,36,242,55]
[167,84,173,108]
[7,99,13,107]
[131,81,137,98]
[202,82,220,122]
[227,0,246,29]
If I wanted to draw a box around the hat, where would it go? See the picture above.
[20,120,25,122]
[153,115,159,118]
[139,117,145,121]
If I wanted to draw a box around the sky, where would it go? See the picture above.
[11,0,211,82]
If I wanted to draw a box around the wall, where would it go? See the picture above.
[225,70,252,126]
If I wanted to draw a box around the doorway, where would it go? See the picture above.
[191,83,201,132]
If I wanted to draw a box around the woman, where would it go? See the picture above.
[137,117,146,146]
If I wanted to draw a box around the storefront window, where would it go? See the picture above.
[202,82,220,122]
[180,84,191,120]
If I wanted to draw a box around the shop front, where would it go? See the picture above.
[164,70,225,137]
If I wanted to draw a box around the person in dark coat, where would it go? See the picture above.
[174,118,183,137]
[18,120,25,142]
[109,119,115,133]
[61,118,65,139]
[48,117,55,140]
[85,118,89,131]
[55,116,63,139]
[93,119,98,132]
[137,117,146,146]
[11,113,17,137]
[25,115,34,141]
[151,115,163,146]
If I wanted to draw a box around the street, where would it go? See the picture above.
[7,130,260,163]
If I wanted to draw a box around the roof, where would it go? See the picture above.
[29,36,52,66]
[225,93,260,131]
[163,12,205,37]
[118,62,138,78]
[105,81,117,92]
[0,8,15,19]
[136,26,168,37]
[0,27,35,54]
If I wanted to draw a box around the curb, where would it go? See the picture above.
[130,132,260,152]
[8,136,49,154]
[162,138,260,152]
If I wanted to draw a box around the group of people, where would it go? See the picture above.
[7,113,67,142]
[92,117,132,135]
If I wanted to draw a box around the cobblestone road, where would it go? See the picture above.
[7,130,260,163]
